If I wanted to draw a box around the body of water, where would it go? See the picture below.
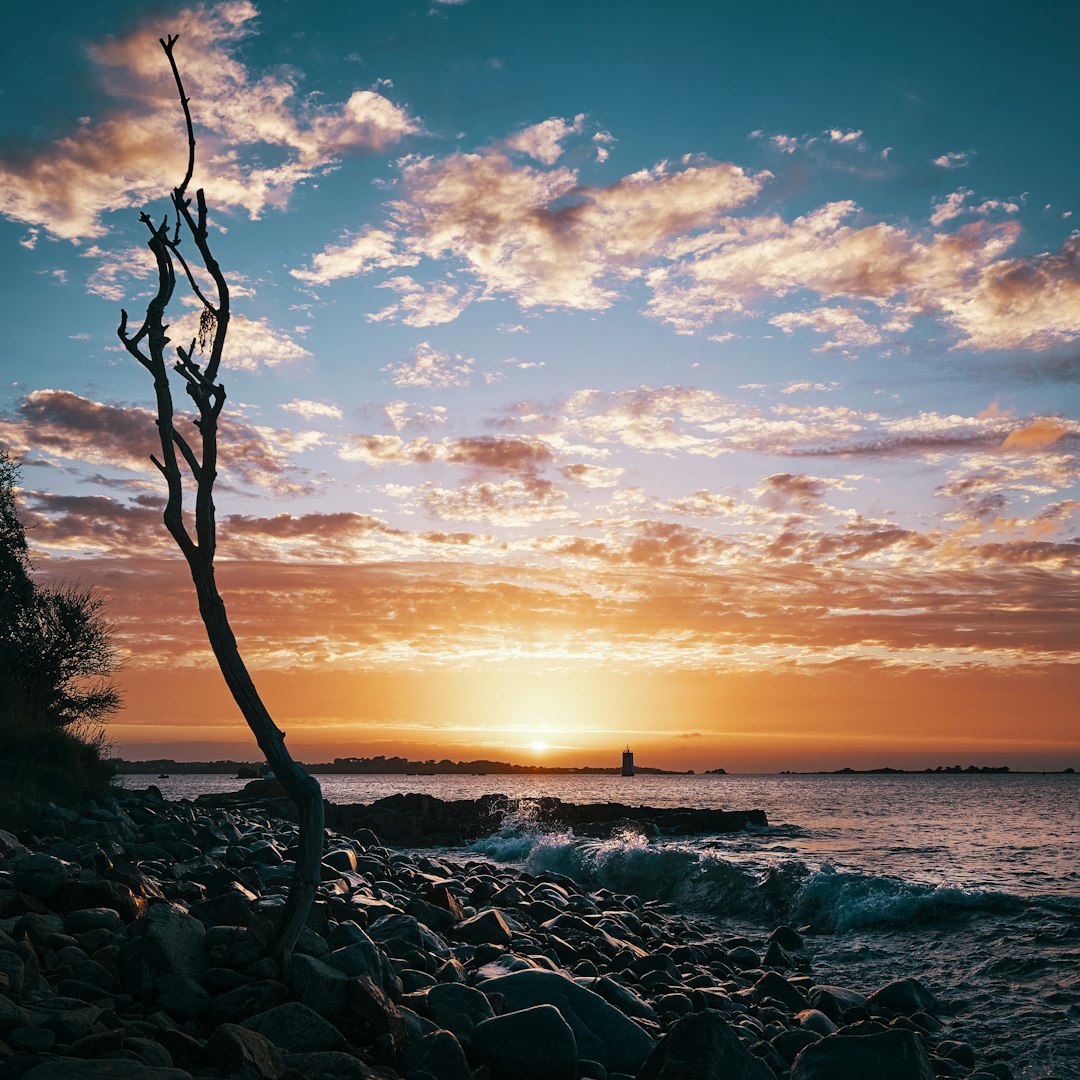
[122,771,1080,1077]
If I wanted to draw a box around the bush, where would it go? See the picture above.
[0,451,120,805]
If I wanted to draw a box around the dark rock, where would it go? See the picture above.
[636,1011,774,1080]
[8,1025,57,1053]
[582,976,658,1023]
[349,973,407,1051]
[795,1009,836,1036]
[117,903,205,997]
[791,1028,935,1080]
[13,854,70,899]
[206,979,289,1024]
[807,984,869,1021]
[242,1001,347,1053]
[283,1051,382,1079]
[289,954,349,1017]
[125,1036,175,1067]
[725,946,760,970]
[754,971,808,1011]
[206,1021,284,1079]
[21,1061,193,1079]
[473,1003,578,1080]
[401,1027,472,1080]
[770,1028,821,1065]
[156,973,211,1020]
[63,908,123,935]
[767,925,804,951]
[425,981,494,1048]
[478,969,654,1074]
[453,909,513,946]
[868,978,938,1016]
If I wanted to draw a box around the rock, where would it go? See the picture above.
[349,973,407,1051]
[0,829,28,859]
[401,1028,472,1080]
[21,1062,193,1080]
[807,984,870,1021]
[368,912,450,959]
[771,1028,821,1065]
[473,1003,578,1080]
[453,908,513,946]
[425,981,494,1048]
[791,1028,935,1080]
[117,902,206,996]
[156,973,211,1020]
[478,969,654,1074]
[767,925,804,951]
[636,1011,774,1080]
[206,979,289,1024]
[868,978,938,1016]
[324,848,359,873]
[725,946,760,970]
[206,1021,284,1079]
[63,908,123,934]
[13,853,70,899]
[796,1009,837,1036]
[289,954,349,1018]
[126,1036,176,1067]
[283,1051,383,1079]
[585,976,658,1023]
[754,971,808,1011]
[9,1024,57,1052]
[242,1001,347,1053]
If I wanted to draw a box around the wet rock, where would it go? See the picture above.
[807,983,870,1021]
[754,970,808,1011]
[478,969,654,1074]
[472,1003,578,1080]
[868,977,939,1016]
[796,1008,837,1036]
[156,973,211,1020]
[791,1028,935,1080]
[284,1051,382,1078]
[582,976,658,1023]
[63,908,123,935]
[636,1011,774,1080]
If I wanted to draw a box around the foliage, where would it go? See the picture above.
[0,450,120,804]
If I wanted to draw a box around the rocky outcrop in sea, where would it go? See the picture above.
[0,787,1017,1079]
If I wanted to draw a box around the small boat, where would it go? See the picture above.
[157,773,170,779]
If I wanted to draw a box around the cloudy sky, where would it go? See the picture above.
[1,0,1077,770]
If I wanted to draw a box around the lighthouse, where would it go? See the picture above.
[621,746,635,777]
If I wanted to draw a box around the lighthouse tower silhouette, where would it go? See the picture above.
[621,746,635,777]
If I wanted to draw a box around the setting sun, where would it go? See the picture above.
[530,741,550,753]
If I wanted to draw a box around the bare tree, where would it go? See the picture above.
[117,34,324,966]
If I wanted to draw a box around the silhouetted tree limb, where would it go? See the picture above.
[117,33,324,968]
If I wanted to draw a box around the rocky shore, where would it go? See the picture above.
[0,787,1020,1080]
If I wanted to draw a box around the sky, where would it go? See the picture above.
[1,0,1078,771]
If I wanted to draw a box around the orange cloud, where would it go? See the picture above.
[1001,418,1071,451]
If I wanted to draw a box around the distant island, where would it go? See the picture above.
[779,765,1076,775]
[110,755,698,777]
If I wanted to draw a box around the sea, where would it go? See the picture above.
[121,771,1080,1078]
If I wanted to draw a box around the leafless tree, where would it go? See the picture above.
[117,34,324,966]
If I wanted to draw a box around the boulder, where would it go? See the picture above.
[868,978,938,1016]
[754,971,808,1011]
[206,1021,284,1079]
[117,903,206,996]
[22,1062,192,1080]
[283,1051,383,1079]
[637,1011,773,1080]
[791,1028,935,1080]
[242,1001,347,1053]
[472,1003,578,1080]
[206,979,289,1024]
[425,981,495,1048]
[349,973,407,1051]
[478,969,654,1074]
[13,854,70,899]
[401,1028,472,1080]
[806,983,869,1021]
[453,909,512,946]
[289,954,349,1018]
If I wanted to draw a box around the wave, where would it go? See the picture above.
[468,824,1064,932]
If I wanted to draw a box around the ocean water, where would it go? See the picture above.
[123,771,1080,1077]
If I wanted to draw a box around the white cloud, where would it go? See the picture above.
[506,115,585,165]
[382,341,474,388]
[281,399,343,420]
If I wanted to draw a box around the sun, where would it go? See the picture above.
[530,741,550,752]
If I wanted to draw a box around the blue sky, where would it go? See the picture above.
[0,1,1077,768]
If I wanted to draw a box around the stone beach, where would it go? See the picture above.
[0,786,1023,1080]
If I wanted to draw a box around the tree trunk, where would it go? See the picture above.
[191,563,324,966]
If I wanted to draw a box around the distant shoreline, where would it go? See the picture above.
[110,757,1074,777]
